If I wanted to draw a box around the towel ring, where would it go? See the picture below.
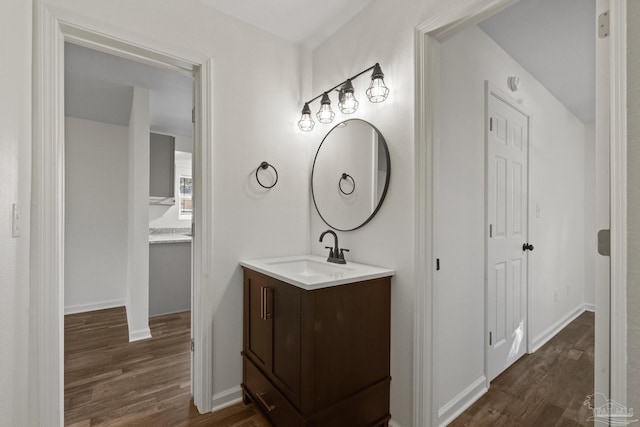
[339,173,355,195]
[256,161,278,189]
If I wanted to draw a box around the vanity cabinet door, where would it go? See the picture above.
[244,270,272,372]
[269,278,301,407]
[244,271,301,407]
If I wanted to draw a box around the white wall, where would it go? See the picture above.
[173,134,193,154]
[64,117,129,313]
[149,149,192,229]
[584,122,596,309]
[627,0,640,414]
[436,25,587,418]
[126,87,151,341]
[0,0,31,425]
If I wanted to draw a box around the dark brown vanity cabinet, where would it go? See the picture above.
[242,268,392,427]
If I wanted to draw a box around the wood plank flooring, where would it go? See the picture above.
[450,311,595,426]
[64,307,271,426]
[65,308,594,426]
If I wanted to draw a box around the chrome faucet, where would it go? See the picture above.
[319,230,349,264]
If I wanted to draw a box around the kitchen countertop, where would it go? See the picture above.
[149,228,192,245]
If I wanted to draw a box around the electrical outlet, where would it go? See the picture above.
[554,289,558,303]
[12,203,20,238]
[536,203,541,218]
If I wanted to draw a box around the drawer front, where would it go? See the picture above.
[308,378,390,427]
[244,359,301,427]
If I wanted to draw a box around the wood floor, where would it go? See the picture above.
[451,311,595,426]
[64,307,271,426]
[65,308,594,426]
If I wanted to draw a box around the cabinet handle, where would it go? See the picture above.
[255,391,276,412]
[265,287,273,319]
[260,287,273,321]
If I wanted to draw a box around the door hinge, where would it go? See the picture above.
[192,108,195,123]
[436,258,440,271]
[191,339,194,352]
[489,332,492,346]
[489,224,493,238]
[598,10,609,39]
[598,229,610,256]
[489,117,493,132]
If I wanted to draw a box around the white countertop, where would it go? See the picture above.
[239,254,394,290]
[148,228,192,245]
[149,233,192,244]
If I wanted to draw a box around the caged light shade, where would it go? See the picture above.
[298,103,315,132]
[297,63,389,132]
[316,92,335,124]
[338,79,359,114]
[366,63,389,103]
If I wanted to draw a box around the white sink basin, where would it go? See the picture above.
[240,255,394,290]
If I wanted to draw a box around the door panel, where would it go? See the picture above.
[487,89,529,382]
[494,156,508,237]
[246,270,272,371]
[270,278,301,407]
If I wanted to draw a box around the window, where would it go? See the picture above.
[179,175,192,220]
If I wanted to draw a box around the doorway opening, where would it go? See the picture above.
[62,42,196,424]
[32,7,215,423]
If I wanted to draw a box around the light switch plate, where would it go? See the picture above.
[12,203,20,238]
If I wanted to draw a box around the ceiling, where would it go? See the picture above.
[65,43,194,137]
[200,0,374,49]
[479,0,595,123]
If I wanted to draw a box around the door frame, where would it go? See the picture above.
[413,0,628,425]
[32,4,215,424]
[484,82,532,387]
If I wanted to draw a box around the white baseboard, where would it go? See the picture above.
[64,299,125,315]
[149,308,191,318]
[211,386,243,412]
[389,419,404,427]
[531,304,586,353]
[438,376,488,427]
[128,327,152,342]
[584,303,596,312]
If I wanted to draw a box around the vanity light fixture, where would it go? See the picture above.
[298,102,315,131]
[338,80,359,114]
[366,63,390,103]
[297,63,389,132]
[316,93,336,124]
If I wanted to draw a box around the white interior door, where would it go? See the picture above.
[487,87,530,382]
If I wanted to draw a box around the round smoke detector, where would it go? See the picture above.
[508,76,520,92]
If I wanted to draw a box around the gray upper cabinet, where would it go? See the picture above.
[149,133,175,203]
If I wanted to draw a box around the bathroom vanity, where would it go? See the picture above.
[240,255,394,427]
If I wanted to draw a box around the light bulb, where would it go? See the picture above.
[338,80,359,114]
[316,92,335,124]
[366,63,389,103]
[298,103,315,132]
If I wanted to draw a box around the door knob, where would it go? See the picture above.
[522,243,534,251]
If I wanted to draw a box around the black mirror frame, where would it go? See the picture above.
[311,119,391,232]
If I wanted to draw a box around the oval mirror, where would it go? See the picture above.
[311,119,390,231]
